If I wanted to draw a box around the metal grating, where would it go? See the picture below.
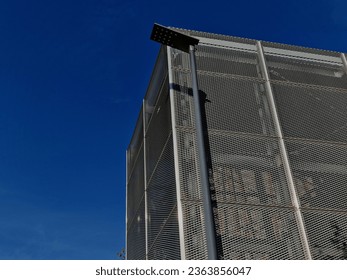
[217,204,305,259]
[148,209,181,260]
[302,210,347,259]
[266,55,347,89]
[286,139,347,211]
[208,132,292,207]
[272,82,347,143]
[147,136,177,249]
[126,145,144,230]
[126,198,146,260]
[145,79,172,181]
[182,201,208,259]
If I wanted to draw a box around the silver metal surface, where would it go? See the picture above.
[256,41,312,259]
[341,53,347,74]
[167,46,186,259]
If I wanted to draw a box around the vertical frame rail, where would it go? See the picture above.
[256,41,312,259]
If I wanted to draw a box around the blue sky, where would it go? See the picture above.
[0,0,346,259]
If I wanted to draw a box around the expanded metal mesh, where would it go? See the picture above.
[182,201,208,259]
[126,198,146,260]
[127,109,143,178]
[272,82,347,143]
[208,132,292,207]
[266,55,347,89]
[196,45,260,79]
[148,209,181,260]
[216,204,305,259]
[145,79,171,181]
[302,210,347,259]
[126,145,144,230]
[286,140,347,211]
[147,136,178,251]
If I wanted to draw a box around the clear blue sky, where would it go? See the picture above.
[0,0,346,260]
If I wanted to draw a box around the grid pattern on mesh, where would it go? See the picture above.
[181,201,208,259]
[127,109,143,178]
[302,210,347,259]
[148,209,181,260]
[266,55,347,89]
[272,82,347,143]
[262,40,341,57]
[208,132,292,207]
[176,128,202,201]
[199,75,275,136]
[126,198,146,260]
[195,45,260,79]
[145,81,172,181]
[147,136,177,248]
[285,140,347,211]
[127,145,144,230]
[216,204,305,259]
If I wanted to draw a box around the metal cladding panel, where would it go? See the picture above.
[272,82,347,143]
[286,140,347,211]
[145,78,171,181]
[302,210,347,259]
[126,198,146,260]
[148,209,181,260]
[147,136,178,251]
[208,133,292,207]
[195,45,260,78]
[266,55,347,89]
[126,145,144,230]
[216,204,305,260]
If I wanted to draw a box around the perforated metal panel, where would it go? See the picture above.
[272,82,347,143]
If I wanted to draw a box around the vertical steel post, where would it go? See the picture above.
[256,41,312,260]
[189,45,218,260]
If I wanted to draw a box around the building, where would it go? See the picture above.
[126,28,347,260]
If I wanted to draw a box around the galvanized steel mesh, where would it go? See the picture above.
[127,28,347,260]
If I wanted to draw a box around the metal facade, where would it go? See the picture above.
[126,29,347,260]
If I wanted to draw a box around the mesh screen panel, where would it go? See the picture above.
[272,82,347,143]
[127,109,143,178]
[209,133,292,207]
[145,81,171,181]
[148,209,181,260]
[286,140,347,211]
[147,136,178,250]
[182,201,208,259]
[196,45,260,79]
[199,75,275,135]
[303,210,347,259]
[266,55,347,89]
[217,204,305,259]
[127,145,144,230]
[126,198,146,260]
